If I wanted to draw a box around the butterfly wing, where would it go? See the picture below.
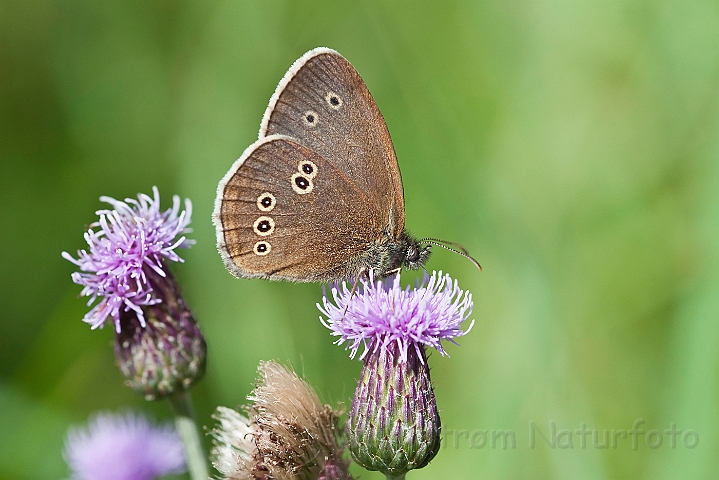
[213,135,384,282]
[259,48,406,236]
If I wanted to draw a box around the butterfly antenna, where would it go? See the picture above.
[422,237,471,256]
[420,238,482,271]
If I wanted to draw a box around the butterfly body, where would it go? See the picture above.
[349,230,430,282]
[213,48,432,282]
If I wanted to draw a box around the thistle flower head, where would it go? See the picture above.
[63,188,205,399]
[62,186,193,332]
[211,361,351,480]
[320,272,475,476]
[63,411,185,480]
[319,271,474,363]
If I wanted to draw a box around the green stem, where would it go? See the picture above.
[385,474,407,480]
[168,390,210,480]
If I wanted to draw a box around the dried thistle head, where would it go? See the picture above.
[211,406,275,480]
[211,361,351,480]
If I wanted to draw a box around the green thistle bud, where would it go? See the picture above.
[348,343,441,477]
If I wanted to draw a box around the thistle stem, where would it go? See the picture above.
[385,474,407,480]
[169,390,209,480]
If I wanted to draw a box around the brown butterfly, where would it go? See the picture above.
[213,48,478,282]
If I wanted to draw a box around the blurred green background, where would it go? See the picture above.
[2,0,718,478]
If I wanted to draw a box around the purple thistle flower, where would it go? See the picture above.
[63,188,206,400]
[320,271,475,476]
[318,271,474,363]
[63,411,186,480]
[62,186,193,332]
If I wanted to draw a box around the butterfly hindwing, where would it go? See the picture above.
[213,135,383,282]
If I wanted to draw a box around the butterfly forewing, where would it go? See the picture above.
[260,48,406,236]
[214,136,382,282]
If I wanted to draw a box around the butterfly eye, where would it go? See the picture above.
[303,110,318,127]
[291,173,314,194]
[256,192,276,212]
[325,91,343,109]
[253,216,275,236]
[253,241,271,256]
[298,161,318,179]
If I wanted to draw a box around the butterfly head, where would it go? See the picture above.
[371,233,479,279]
[403,238,432,271]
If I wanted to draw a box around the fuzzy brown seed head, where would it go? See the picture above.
[210,362,352,480]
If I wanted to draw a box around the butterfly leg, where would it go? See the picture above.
[384,266,401,277]
[341,268,367,318]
